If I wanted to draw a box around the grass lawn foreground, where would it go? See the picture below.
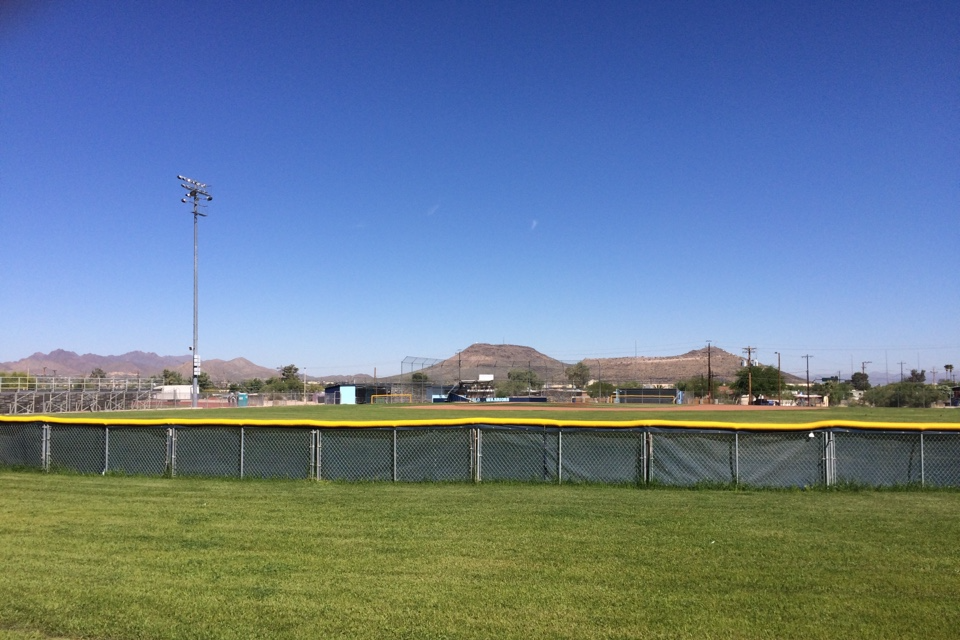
[1,472,958,639]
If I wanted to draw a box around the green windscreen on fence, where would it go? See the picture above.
[1,417,958,487]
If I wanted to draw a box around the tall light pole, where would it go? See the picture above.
[774,351,781,406]
[178,175,212,409]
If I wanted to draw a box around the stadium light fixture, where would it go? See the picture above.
[178,175,213,408]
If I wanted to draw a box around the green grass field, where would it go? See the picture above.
[1,472,958,639]
[48,403,960,424]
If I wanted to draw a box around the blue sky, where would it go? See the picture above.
[1,1,957,382]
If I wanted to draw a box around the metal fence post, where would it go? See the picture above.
[557,430,563,485]
[821,431,836,487]
[103,426,109,476]
[736,431,742,484]
[830,432,837,485]
[392,428,397,482]
[41,424,51,472]
[541,427,549,482]
[920,432,925,487]
[240,427,245,479]
[475,428,482,483]
[165,427,177,478]
[644,432,653,485]
[634,431,644,486]
[317,429,323,480]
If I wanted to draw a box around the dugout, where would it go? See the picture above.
[614,387,677,405]
[324,384,389,405]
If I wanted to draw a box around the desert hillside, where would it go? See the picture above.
[397,343,772,385]
[2,344,797,385]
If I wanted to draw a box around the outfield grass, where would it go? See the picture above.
[1,472,958,639]
[45,403,960,424]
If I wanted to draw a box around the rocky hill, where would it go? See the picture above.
[394,343,778,385]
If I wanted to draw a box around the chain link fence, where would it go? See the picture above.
[2,420,958,487]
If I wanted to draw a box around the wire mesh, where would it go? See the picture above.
[560,429,644,484]
[49,425,106,474]
[479,426,559,482]
[243,427,312,479]
[648,430,737,486]
[922,432,960,487]
[105,426,168,476]
[320,429,393,481]
[736,431,823,487]
[174,426,242,477]
[0,421,44,466]
[396,428,472,482]
[834,431,923,486]
[3,419,959,487]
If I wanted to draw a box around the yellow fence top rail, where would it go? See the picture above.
[2,415,959,431]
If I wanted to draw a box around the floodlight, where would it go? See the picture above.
[177,174,213,409]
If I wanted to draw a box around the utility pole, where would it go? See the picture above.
[861,361,871,375]
[178,175,213,409]
[897,360,907,408]
[743,346,755,405]
[802,355,813,406]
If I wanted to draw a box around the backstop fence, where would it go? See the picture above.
[2,417,959,487]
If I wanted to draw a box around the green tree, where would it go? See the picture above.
[566,362,591,389]
[162,369,186,385]
[264,365,303,392]
[495,369,543,397]
[676,375,712,399]
[812,380,853,407]
[729,365,781,403]
[850,371,871,391]
[280,364,300,382]
[906,369,926,383]
[411,372,429,383]
[863,382,944,408]
[197,372,215,391]
[89,367,107,379]
[585,380,616,399]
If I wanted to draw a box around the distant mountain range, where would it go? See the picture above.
[0,350,278,383]
[1,344,802,385]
